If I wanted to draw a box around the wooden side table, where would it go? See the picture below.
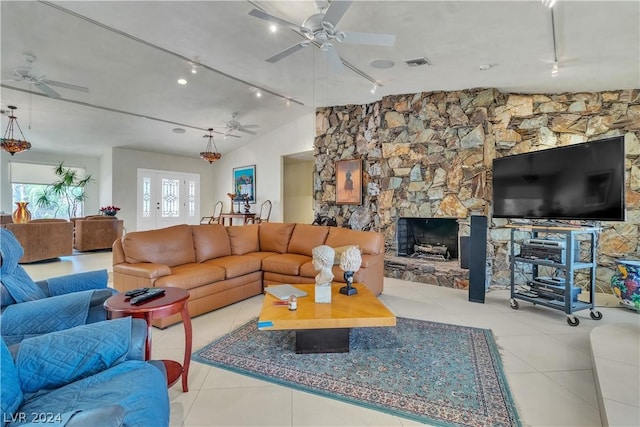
[219,212,255,225]
[104,287,192,392]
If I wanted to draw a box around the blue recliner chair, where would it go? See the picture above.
[0,228,116,346]
[1,317,170,427]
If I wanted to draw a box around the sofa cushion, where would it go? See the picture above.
[192,224,231,262]
[17,361,169,427]
[0,339,22,423]
[287,224,330,256]
[16,318,132,393]
[227,224,260,255]
[325,227,384,255]
[258,222,295,253]
[262,254,311,275]
[203,255,262,279]
[332,245,360,265]
[154,263,225,290]
[122,224,195,267]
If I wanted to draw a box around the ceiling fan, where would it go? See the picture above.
[249,0,396,72]
[5,53,89,99]
[224,113,259,137]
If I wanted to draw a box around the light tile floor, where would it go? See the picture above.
[24,252,640,427]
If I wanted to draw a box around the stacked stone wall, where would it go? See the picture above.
[314,88,640,292]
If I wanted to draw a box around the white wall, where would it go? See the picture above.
[211,111,316,222]
[112,147,215,232]
[0,150,100,216]
[283,158,314,224]
[98,148,113,209]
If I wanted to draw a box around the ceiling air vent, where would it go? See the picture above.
[405,57,432,67]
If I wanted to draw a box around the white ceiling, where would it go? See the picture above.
[1,1,638,158]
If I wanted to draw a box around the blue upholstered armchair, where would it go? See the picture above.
[0,228,116,346]
[1,317,170,427]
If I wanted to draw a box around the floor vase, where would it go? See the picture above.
[12,201,31,224]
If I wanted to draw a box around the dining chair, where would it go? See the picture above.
[247,200,272,224]
[200,200,223,224]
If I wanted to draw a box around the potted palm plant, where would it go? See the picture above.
[35,162,94,219]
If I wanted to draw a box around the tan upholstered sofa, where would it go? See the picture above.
[73,216,124,251]
[5,219,73,263]
[112,222,385,327]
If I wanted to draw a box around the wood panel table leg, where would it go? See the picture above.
[181,303,192,392]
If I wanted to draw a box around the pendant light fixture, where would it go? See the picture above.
[200,128,222,164]
[1,106,32,155]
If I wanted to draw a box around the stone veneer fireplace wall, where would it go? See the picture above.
[313,88,640,292]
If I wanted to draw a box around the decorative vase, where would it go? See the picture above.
[12,201,31,224]
[610,259,640,312]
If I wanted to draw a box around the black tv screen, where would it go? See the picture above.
[492,136,625,221]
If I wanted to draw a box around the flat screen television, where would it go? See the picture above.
[492,136,625,221]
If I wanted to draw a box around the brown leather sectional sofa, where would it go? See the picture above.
[112,222,385,327]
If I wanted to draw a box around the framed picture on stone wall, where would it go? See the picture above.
[336,159,362,205]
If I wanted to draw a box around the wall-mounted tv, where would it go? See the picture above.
[492,136,626,221]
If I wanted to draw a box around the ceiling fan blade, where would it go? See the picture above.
[326,45,344,73]
[44,79,89,93]
[240,124,259,129]
[322,0,352,27]
[341,31,396,46]
[34,81,61,98]
[266,42,308,63]
[248,9,301,32]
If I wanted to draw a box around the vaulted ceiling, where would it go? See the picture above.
[1,1,638,158]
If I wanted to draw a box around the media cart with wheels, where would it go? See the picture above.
[507,224,603,326]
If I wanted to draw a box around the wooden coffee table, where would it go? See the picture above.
[258,282,396,353]
[104,287,192,392]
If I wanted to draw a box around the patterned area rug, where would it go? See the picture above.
[192,317,521,427]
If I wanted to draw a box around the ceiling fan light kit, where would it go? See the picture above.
[8,53,89,99]
[1,105,32,156]
[249,0,396,75]
[224,112,259,137]
[200,128,222,164]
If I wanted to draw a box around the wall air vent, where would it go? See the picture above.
[405,57,432,67]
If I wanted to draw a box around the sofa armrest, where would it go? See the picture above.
[113,263,171,279]
[42,269,109,296]
[128,318,147,361]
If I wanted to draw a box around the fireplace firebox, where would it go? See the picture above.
[396,218,459,260]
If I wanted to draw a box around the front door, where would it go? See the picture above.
[137,169,200,231]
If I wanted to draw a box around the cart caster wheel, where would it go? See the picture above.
[509,299,519,309]
[567,316,580,327]
[590,310,603,320]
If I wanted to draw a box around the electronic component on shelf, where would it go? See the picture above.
[535,276,565,286]
[527,280,582,302]
[517,239,580,264]
[518,245,565,263]
[525,238,565,248]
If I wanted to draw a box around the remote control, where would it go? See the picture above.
[130,288,166,305]
[125,287,149,298]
